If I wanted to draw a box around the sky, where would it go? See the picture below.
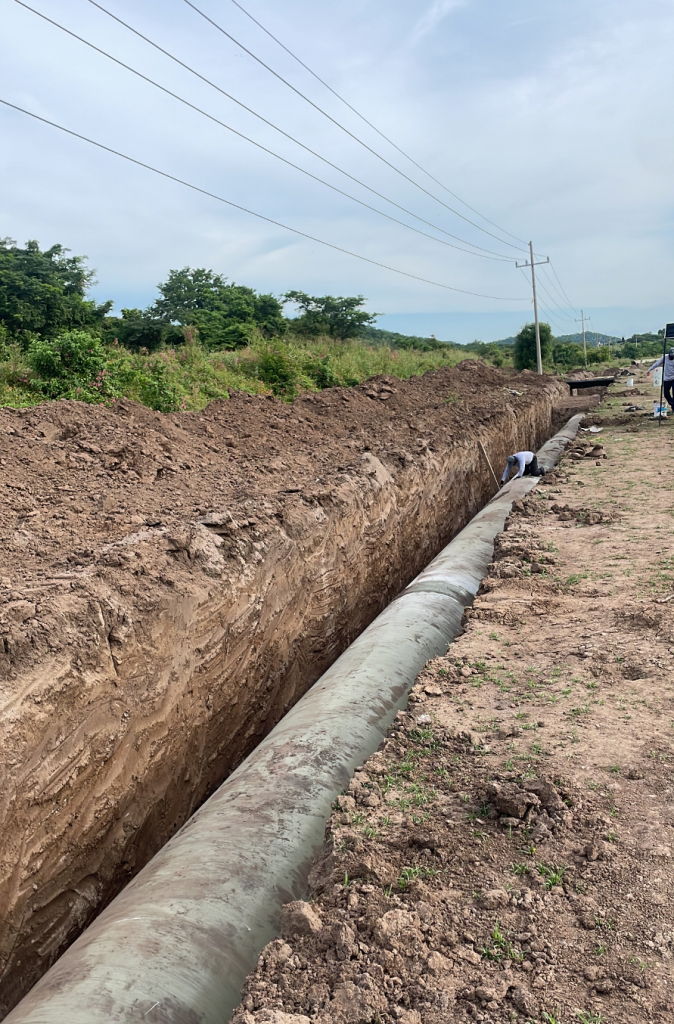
[1,0,673,343]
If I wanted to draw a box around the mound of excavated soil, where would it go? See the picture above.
[232,383,674,1024]
[0,363,580,1015]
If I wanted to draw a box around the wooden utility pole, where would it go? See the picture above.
[516,243,550,374]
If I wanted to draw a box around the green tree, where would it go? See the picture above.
[514,322,553,371]
[152,267,286,348]
[553,342,584,368]
[101,308,182,352]
[0,238,112,346]
[283,291,379,340]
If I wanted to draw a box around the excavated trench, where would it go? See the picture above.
[0,372,577,1016]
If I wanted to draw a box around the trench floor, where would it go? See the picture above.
[233,371,674,1024]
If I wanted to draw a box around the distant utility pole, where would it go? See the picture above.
[575,309,590,366]
[516,242,550,374]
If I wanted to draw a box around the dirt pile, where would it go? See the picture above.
[232,376,674,1024]
[0,363,574,1015]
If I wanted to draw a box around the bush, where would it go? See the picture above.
[135,364,184,412]
[303,354,339,389]
[256,348,298,396]
[218,321,258,350]
[26,330,123,402]
[0,328,471,411]
[553,342,585,368]
[28,330,106,379]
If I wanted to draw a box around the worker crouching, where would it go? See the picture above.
[500,450,545,486]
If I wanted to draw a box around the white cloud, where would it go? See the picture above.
[411,0,469,43]
[1,0,673,341]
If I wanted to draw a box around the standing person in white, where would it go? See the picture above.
[647,348,674,414]
[500,450,545,485]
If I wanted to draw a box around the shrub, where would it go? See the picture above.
[26,330,123,402]
[303,354,339,389]
[553,342,585,368]
[28,330,106,379]
[257,348,298,396]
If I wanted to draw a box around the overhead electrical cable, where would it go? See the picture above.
[538,266,577,314]
[537,262,575,305]
[14,0,514,265]
[181,0,529,253]
[0,99,530,301]
[226,0,530,249]
[37,0,521,262]
[547,262,579,314]
[538,304,565,332]
[535,278,576,321]
[516,267,565,333]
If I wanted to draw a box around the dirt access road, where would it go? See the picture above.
[233,370,674,1024]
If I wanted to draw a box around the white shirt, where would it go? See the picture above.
[648,354,674,382]
[501,450,534,483]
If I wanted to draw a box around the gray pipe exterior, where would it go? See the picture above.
[5,415,581,1024]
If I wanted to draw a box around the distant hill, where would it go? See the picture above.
[492,330,624,348]
[554,331,621,347]
[362,325,660,353]
[359,326,454,351]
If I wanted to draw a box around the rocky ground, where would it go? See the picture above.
[232,368,674,1024]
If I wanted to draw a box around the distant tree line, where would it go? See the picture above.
[0,240,383,354]
[0,238,664,382]
[511,322,666,371]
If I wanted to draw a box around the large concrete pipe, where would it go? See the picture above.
[5,415,582,1024]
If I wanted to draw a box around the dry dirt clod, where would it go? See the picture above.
[280,901,322,938]
[479,888,509,910]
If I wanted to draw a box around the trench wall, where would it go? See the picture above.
[0,380,566,1016]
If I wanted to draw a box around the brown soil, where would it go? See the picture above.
[0,363,580,1016]
[232,369,674,1024]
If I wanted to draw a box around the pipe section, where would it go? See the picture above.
[5,415,582,1024]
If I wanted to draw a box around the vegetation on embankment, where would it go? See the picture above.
[0,235,660,412]
[0,329,473,412]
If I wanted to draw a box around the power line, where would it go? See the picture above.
[547,261,579,314]
[538,303,566,332]
[535,277,576,321]
[67,0,519,263]
[182,0,529,253]
[517,266,566,335]
[538,265,577,315]
[15,0,514,265]
[226,0,530,249]
[517,266,577,335]
[530,298,564,334]
[0,99,530,301]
